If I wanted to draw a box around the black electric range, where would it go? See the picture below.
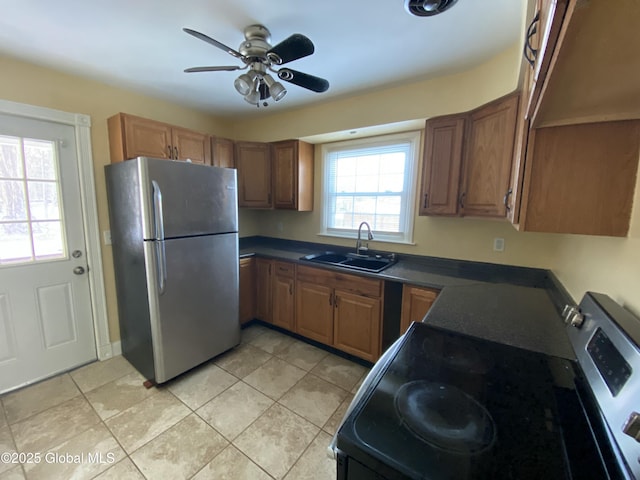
[333,292,640,479]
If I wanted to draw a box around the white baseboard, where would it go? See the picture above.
[111,341,122,356]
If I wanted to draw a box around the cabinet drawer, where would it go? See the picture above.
[297,265,382,298]
[274,261,296,278]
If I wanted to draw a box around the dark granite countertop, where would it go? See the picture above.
[239,236,575,360]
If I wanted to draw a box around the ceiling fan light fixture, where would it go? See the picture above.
[243,82,261,105]
[263,74,287,101]
[404,0,459,16]
[234,70,258,95]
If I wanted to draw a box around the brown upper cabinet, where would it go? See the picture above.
[236,139,314,211]
[505,1,640,237]
[522,0,568,121]
[107,113,211,165]
[235,141,272,208]
[419,115,465,216]
[517,120,640,237]
[271,140,314,211]
[461,94,519,217]
[528,0,640,127]
[419,93,519,218]
[211,137,235,169]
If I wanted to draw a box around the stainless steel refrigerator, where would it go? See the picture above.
[105,157,240,384]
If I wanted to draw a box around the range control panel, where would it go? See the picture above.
[567,293,640,479]
[587,328,632,396]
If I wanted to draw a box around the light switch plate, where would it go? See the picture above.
[493,237,505,252]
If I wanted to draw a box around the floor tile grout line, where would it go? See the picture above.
[281,427,331,480]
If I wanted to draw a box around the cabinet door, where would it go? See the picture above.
[212,137,235,168]
[171,127,211,165]
[419,115,465,215]
[524,0,569,120]
[520,120,640,236]
[295,280,334,344]
[255,258,273,323]
[239,257,255,325]
[461,94,519,217]
[272,141,298,209]
[333,291,381,362]
[120,114,173,161]
[271,140,314,211]
[236,142,272,208]
[400,285,438,335]
[272,275,295,330]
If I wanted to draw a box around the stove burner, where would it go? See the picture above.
[394,380,496,455]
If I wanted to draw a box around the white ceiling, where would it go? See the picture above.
[0,0,526,117]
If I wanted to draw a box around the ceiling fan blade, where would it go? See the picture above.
[277,68,329,93]
[183,27,244,60]
[184,66,242,73]
[267,34,315,65]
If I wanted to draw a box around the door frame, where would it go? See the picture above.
[0,99,112,360]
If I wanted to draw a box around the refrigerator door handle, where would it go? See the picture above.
[155,240,167,295]
[152,180,167,295]
[152,180,165,241]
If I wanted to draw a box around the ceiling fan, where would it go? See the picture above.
[183,25,330,106]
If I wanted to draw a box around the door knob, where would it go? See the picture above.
[73,266,85,275]
[72,250,82,258]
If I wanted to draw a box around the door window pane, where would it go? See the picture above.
[32,221,64,259]
[0,136,23,177]
[0,136,65,265]
[0,180,27,221]
[0,223,31,263]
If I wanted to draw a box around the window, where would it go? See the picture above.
[321,131,420,244]
[0,135,65,265]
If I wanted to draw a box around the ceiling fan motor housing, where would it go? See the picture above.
[239,24,272,59]
[404,0,459,16]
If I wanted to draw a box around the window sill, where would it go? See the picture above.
[317,232,416,246]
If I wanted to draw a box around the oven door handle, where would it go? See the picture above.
[328,334,406,459]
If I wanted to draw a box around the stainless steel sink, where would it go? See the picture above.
[300,252,396,273]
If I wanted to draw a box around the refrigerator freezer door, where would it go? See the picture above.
[139,157,238,240]
[144,232,240,383]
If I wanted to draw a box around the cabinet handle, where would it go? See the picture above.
[523,11,540,67]
[423,193,428,209]
[289,283,293,295]
[459,192,466,209]
[167,145,172,158]
[174,146,179,159]
[329,293,333,306]
[503,188,513,212]
[334,295,339,308]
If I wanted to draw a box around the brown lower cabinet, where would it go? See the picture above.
[239,257,256,325]
[296,265,383,362]
[255,258,273,323]
[251,260,386,362]
[400,285,439,334]
[272,261,295,330]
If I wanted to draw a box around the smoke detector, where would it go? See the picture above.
[404,0,459,17]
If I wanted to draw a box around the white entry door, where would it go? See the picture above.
[0,113,96,394]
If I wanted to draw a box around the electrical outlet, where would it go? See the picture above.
[493,237,505,252]
[103,230,112,245]
[277,222,284,233]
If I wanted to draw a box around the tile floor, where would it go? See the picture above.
[0,325,367,480]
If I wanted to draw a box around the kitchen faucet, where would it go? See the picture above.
[356,221,374,256]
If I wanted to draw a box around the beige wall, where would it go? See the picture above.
[2,37,639,346]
